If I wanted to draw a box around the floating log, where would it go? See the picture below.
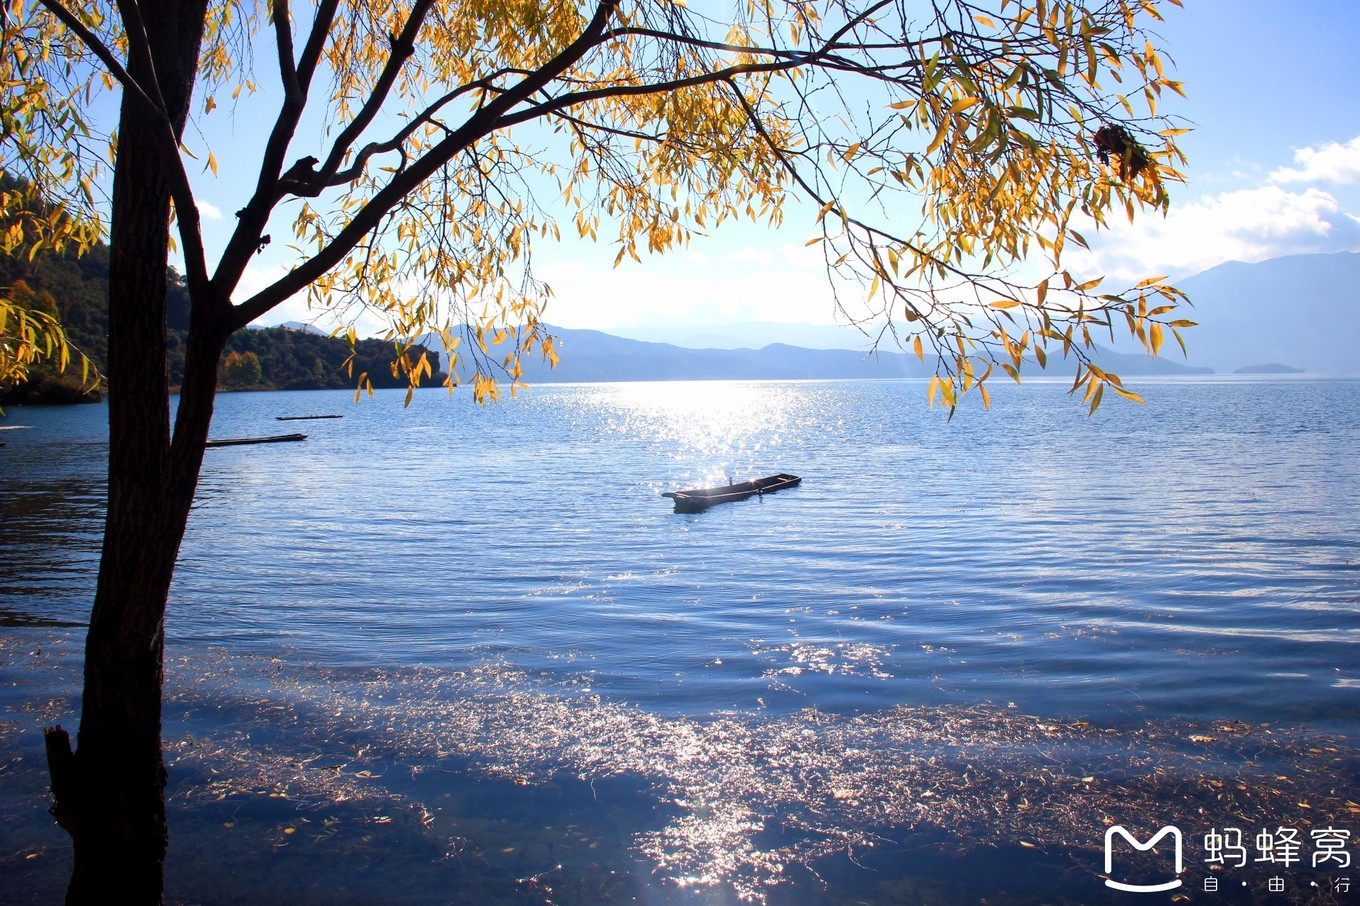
[276,414,344,421]
[206,433,307,448]
[663,473,802,512]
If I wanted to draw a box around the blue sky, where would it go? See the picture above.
[1059,0,1360,283]
[530,0,1360,332]
[537,0,1360,332]
[173,1,1360,334]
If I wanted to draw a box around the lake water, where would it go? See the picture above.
[2,378,1358,903]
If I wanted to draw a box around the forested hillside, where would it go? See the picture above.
[1,191,446,404]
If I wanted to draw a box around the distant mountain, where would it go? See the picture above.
[1234,363,1305,375]
[598,252,1360,377]
[1161,251,1360,374]
[1087,345,1213,377]
[255,320,328,335]
[439,325,1208,384]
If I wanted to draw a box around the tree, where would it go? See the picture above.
[2,0,1189,900]
[0,176,100,401]
[0,283,79,394]
[218,349,262,388]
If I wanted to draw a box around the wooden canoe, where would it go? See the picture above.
[663,473,801,512]
[206,433,307,448]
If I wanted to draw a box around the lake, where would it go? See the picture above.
[2,378,1358,903]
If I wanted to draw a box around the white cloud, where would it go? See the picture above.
[726,247,774,264]
[1076,185,1360,282]
[235,262,290,306]
[198,201,223,220]
[539,236,871,330]
[234,262,363,333]
[1270,135,1360,184]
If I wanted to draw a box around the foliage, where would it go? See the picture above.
[217,350,262,389]
[214,327,449,391]
[1,220,448,401]
[1,0,1191,413]
[0,279,94,402]
[0,174,100,399]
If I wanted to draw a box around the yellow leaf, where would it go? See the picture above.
[926,117,951,155]
[1111,385,1145,404]
[0,0,1193,424]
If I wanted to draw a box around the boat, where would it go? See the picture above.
[662,473,801,512]
[206,433,308,448]
[276,414,343,421]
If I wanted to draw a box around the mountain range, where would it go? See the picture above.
[1156,251,1359,374]
[434,252,1356,383]
[455,327,1213,384]
[18,231,1351,405]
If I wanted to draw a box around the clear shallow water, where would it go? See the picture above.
[2,378,1359,902]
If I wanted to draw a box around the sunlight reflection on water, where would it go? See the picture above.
[563,380,806,482]
[151,647,1356,904]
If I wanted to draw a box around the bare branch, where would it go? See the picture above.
[294,0,340,87]
[326,72,523,185]
[213,0,340,302]
[231,0,625,329]
[33,0,158,114]
[271,0,301,103]
[315,0,438,188]
[99,0,215,303]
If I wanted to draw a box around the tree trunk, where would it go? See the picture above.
[44,1,211,902]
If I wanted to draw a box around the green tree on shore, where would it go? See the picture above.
[0,175,101,400]
[1,224,451,399]
[3,0,1188,900]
